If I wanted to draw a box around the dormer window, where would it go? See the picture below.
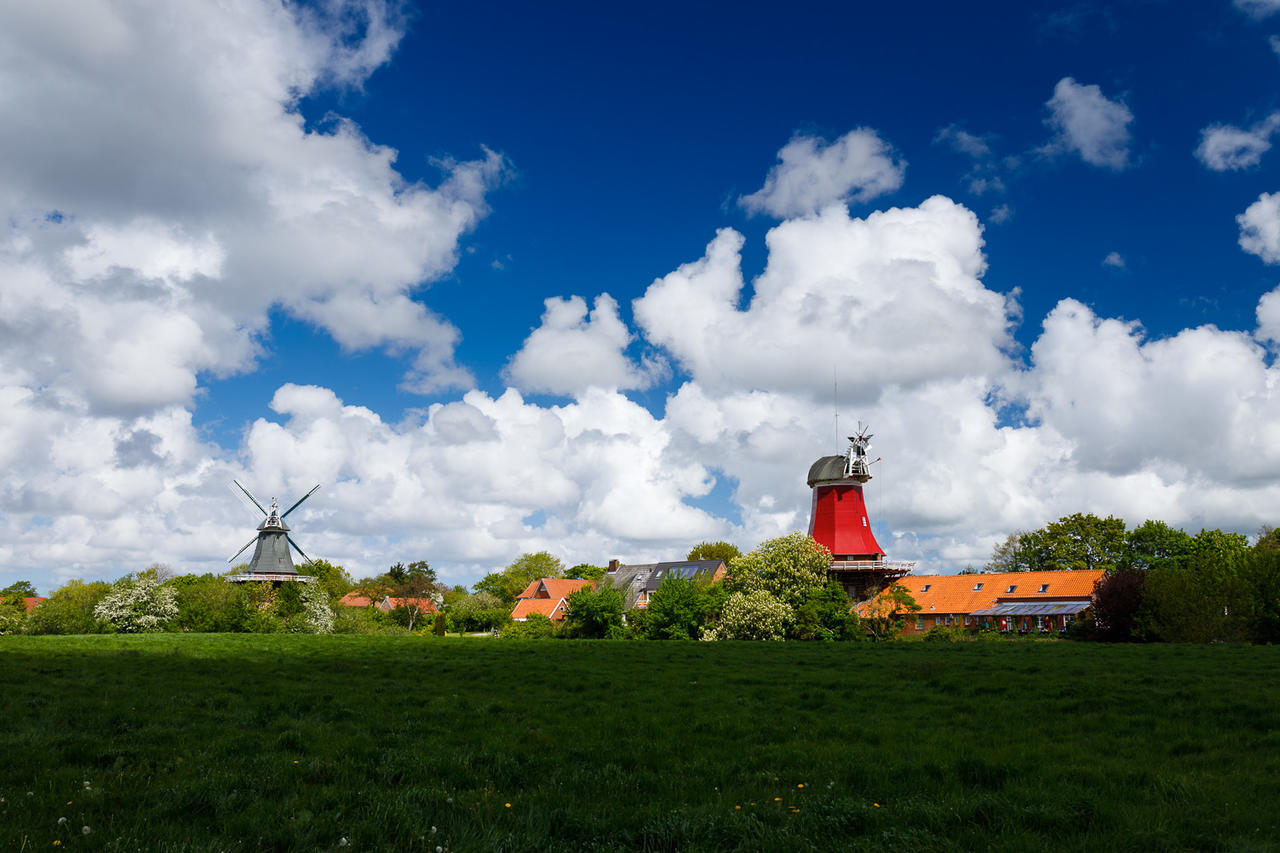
[1038,583,1049,593]
[1006,585,1017,593]
[973,582,984,591]
[921,584,932,593]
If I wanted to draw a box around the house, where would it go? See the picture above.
[510,578,594,622]
[377,596,437,615]
[860,570,1105,635]
[606,559,728,609]
[0,596,46,614]
[337,591,377,608]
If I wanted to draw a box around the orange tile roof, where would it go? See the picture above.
[511,597,570,621]
[515,577,594,601]
[860,569,1105,616]
[337,592,375,607]
[381,596,437,614]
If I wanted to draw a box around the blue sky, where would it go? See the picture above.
[5,0,1280,595]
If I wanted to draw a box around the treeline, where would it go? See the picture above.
[985,513,1280,644]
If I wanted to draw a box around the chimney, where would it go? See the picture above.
[608,559,621,572]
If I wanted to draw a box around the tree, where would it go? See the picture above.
[1089,570,1146,641]
[474,551,564,605]
[306,559,354,602]
[1138,529,1251,643]
[863,583,920,640]
[93,575,178,633]
[563,583,626,639]
[1037,513,1128,572]
[448,592,509,633]
[565,563,607,582]
[0,580,38,601]
[687,541,741,564]
[502,612,556,639]
[1125,520,1193,572]
[170,574,252,633]
[702,590,790,641]
[792,581,860,641]
[643,576,712,640]
[727,533,831,612]
[984,531,1037,573]
[27,580,113,635]
[1241,544,1280,643]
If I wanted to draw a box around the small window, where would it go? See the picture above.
[915,616,924,630]
[1006,585,1017,593]
[935,616,943,626]
[973,582,984,591]
[1038,584,1049,593]
[921,584,932,592]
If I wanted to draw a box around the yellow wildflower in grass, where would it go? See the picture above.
[773,797,782,802]
[734,805,741,810]
[797,784,804,788]
[505,803,511,808]
[873,803,880,808]
[53,841,61,846]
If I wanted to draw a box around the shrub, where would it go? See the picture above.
[93,575,178,633]
[27,580,113,635]
[702,590,790,641]
[502,613,557,639]
[562,583,625,639]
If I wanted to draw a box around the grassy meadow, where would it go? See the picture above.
[1,636,1278,852]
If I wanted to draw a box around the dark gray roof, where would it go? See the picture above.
[807,455,848,487]
[970,602,1090,616]
[246,530,297,575]
[608,559,726,608]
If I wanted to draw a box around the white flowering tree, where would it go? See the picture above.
[300,580,334,634]
[702,590,790,641]
[726,532,832,612]
[93,575,178,633]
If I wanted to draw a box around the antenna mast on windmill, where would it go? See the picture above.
[226,480,321,584]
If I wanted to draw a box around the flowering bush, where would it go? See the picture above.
[701,590,790,641]
[300,580,334,634]
[93,575,178,633]
[726,532,832,611]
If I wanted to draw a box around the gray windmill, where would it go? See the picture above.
[226,480,321,582]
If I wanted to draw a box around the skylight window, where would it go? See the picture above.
[1006,585,1017,593]
[1038,583,1049,593]
[921,584,932,592]
[973,582,984,591]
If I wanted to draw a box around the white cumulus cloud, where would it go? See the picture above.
[504,294,667,395]
[1238,192,1280,264]
[1195,114,1280,171]
[1236,0,1280,18]
[739,129,906,218]
[1042,77,1134,170]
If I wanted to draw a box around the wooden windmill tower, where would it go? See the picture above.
[226,480,321,583]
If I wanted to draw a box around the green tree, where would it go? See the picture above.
[643,576,713,640]
[984,531,1038,572]
[448,592,509,633]
[27,580,113,635]
[1036,513,1128,572]
[863,583,920,640]
[1125,520,1193,572]
[1138,529,1251,642]
[727,532,832,613]
[562,583,626,639]
[0,580,38,601]
[306,559,354,602]
[170,574,252,633]
[565,563,607,582]
[792,581,861,641]
[1241,544,1280,643]
[473,551,564,605]
[687,541,741,564]
[502,612,557,639]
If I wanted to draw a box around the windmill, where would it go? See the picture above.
[226,480,321,581]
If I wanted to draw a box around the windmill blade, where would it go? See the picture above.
[287,535,313,565]
[280,484,321,519]
[227,535,257,564]
[232,479,268,516]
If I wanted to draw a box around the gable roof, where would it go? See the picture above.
[511,596,571,621]
[861,570,1105,617]
[380,596,437,614]
[337,592,375,608]
[514,577,594,601]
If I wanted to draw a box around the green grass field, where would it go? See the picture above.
[1,636,1277,852]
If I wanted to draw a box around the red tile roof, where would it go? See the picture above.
[511,578,594,621]
[511,597,570,621]
[860,570,1105,617]
[337,592,375,607]
[0,596,47,614]
[380,596,437,614]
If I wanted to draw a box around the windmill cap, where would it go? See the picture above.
[807,455,871,487]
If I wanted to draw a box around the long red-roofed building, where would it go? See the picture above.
[860,569,1105,635]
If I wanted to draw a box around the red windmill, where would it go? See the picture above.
[807,424,913,600]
